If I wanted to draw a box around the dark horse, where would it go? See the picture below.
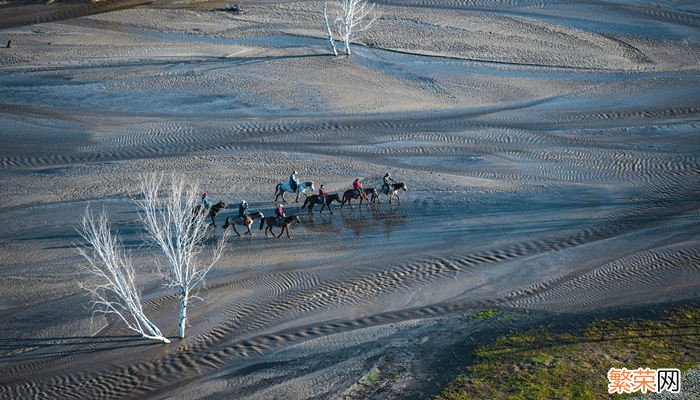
[222,211,264,236]
[375,182,408,204]
[364,187,379,204]
[340,188,374,209]
[192,201,227,227]
[301,193,341,214]
[259,214,302,238]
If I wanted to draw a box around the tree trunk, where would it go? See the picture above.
[178,291,188,339]
[143,334,171,344]
[344,33,351,56]
[137,313,170,343]
[323,1,338,56]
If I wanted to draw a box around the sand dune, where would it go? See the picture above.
[0,0,698,398]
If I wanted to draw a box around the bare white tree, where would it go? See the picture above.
[77,209,170,343]
[135,174,227,339]
[323,0,379,56]
[323,1,339,56]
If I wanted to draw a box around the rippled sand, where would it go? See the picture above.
[0,0,698,398]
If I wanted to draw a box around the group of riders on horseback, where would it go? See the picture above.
[312,172,397,204]
[200,171,407,237]
[314,173,396,201]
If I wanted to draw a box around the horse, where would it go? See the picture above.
[259,214,302,238]
[301,193,341,214]
[364,187,380,204]
[339,188,371,209]
[376,182,408,204]
[222,211,264,236]
[192,201,227,227]
[274,181,314,203]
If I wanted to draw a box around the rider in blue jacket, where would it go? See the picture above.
[238,200,248,221]
[289,170,299,193]
[201,193,211,208]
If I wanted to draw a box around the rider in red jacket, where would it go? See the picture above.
[318,185,328,203]
[275,204,285,224]
[352,179,362,197]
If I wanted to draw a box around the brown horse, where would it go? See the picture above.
[192,201,227,227]
[377,182,408,204]
[301,193,341,214]
[363,187,379,204]
[340,188,371,209]
[259,214,302,238]
[222,211,264,236]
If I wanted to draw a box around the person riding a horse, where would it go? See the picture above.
[238,200,249,222]
[382,173,396,194]
[289,170,299,193]
[352,179,363,198]
[201,192,211,208]
[318,184,327,204]
[276,204,285,224]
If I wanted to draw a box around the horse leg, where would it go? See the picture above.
[295,192,300,203]
[277,223,290,238]
[232,224,241,237]
[210,214,216,227]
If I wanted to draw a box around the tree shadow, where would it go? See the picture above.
[0,335,168,361]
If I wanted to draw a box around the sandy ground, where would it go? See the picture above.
[0,0,698,398]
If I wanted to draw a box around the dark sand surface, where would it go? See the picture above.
[0,0,698,398]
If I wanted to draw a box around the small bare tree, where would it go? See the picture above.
[136,174,227,339]
[323,0,379,56]
[77,209,170,343]
[323,1,338,56]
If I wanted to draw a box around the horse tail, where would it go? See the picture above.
[275,183,281,195]
[259,217,265,230]
[223,216,230,230]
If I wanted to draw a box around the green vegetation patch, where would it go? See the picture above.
[366,371,379,382]
[471,308,503,321]
[436,306,700,400]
